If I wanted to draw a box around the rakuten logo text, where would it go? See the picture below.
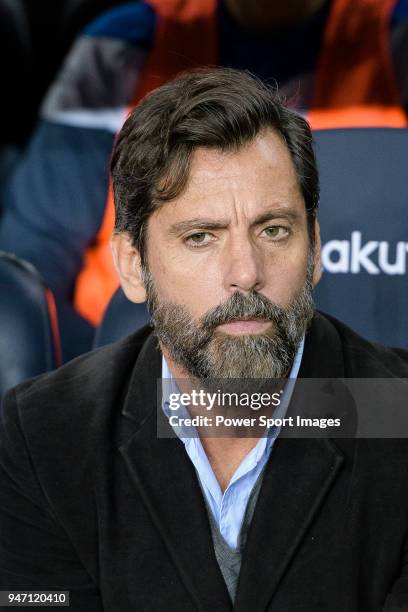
[322,231,408,275]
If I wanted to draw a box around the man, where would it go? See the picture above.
[1,68,408,611]
[1,0,407,360]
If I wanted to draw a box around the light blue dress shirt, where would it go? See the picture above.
[162,339,304,549]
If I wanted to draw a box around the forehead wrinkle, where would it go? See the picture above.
[154,132,304,226]
[185,141,300,199]
[155,178,304,231]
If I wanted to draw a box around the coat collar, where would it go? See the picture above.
[121,330,162,426]
[119,312,346,610]
[299,311,345,378]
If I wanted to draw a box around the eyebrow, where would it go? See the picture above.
[167,208,301,236]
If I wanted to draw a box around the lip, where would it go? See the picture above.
[216,318,272,335]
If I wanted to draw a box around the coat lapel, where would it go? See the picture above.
[233,437,344,611]
[119,332,232,611]
[234,312,346,611]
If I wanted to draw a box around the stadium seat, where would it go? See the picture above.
[93,287,149,348]
[314,127,408,348]
[0,252,61,400]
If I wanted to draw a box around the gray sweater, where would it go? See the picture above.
[200,466,266,602]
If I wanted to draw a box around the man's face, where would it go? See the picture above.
[138,130,320,378]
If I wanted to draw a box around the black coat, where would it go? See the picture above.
[1,312,408,611]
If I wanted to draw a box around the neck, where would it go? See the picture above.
[225,0,327,30]
[201,437,262,492]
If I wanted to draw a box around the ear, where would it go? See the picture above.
[110,232,147,303]
[312,219,322,287]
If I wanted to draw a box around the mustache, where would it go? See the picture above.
[200,291,286,332]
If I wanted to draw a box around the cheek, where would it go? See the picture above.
[263,249,310,306]
[146,241,225,312]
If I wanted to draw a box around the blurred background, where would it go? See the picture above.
[0,0,407,399]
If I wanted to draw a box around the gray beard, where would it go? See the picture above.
[143,257,315,379]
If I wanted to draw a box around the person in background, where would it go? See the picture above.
[0,0,407,360]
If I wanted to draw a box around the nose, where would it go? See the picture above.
[223,234,264,294]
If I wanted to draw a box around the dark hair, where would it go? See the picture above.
[111,67,319,262]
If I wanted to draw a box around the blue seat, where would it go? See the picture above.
[0,251,61,399]
[314,127,408,348]
[93,287,149,348]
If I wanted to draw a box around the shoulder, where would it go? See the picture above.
[0,328,156,570]
[319,311,408,377]
[0,325,155,516]
[83,1,157,47]
[40,2,157,132]
[2,325,154,441]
